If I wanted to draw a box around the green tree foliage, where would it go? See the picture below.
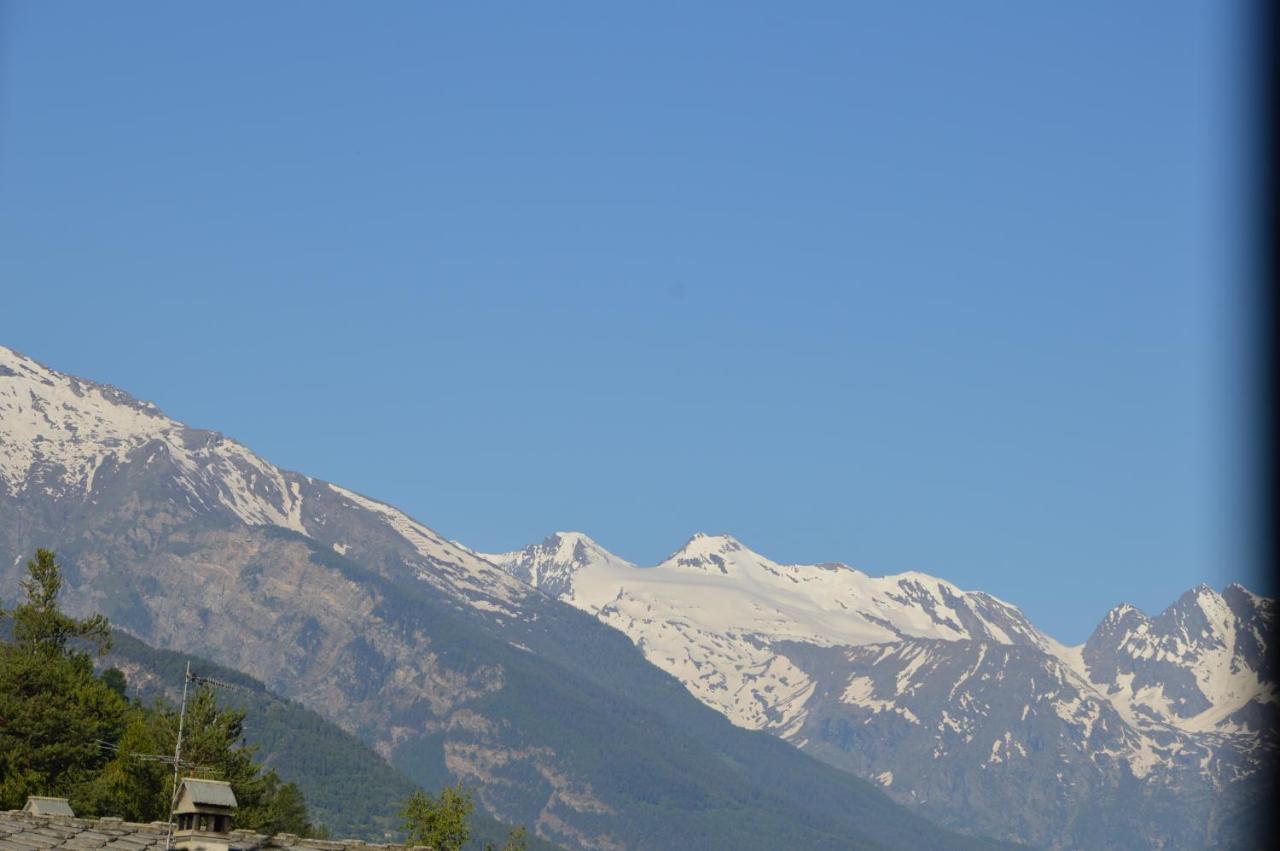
[0,550,318,836]
[77,709,170,821]
[401,784,474,851]
[80,685,320,835]
[400,785,532,851]
[0,635,128,807]
[0,551,126,807]
[101,668,128,698]
[5,549,110,657]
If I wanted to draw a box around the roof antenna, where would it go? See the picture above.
[88,661,262,851]
[164,661,193,851]
[162,662,255,851]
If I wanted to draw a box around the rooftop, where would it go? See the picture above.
[177,779,237,810]
[0,811,432,851]
[19,800,75,818]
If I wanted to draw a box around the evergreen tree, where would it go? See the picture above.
[401,784,474,851]
[0,643,128,807]
[5,549,110,657]
[101,668,128,698]
[76,708,171,820]
[0,551,127,807]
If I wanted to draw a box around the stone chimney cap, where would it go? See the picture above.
[22,797,75,817]
[176,778,238,810]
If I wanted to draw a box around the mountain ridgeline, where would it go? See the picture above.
[482,532,1275,849]
[2,344,1272,849]
[0,346,1009,851]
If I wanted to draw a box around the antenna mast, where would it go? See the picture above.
[159,662,257,850]
[164,661,192,851]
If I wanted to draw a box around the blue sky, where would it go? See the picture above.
[0,1,1257,643]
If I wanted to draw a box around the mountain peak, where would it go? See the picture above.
[0,345,159,410]
[659,532,763,575]
[550,530,599,546]
[479,531,635,596]
[1104,602,1145,621]
[1165,584,1229,620]
[1,343,175,494]
[1222,582,1272,619]
[682,531,743,551]
[543,531,611,565]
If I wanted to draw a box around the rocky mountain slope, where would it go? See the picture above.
[481,532,1275,848]
[0,345,1006,851]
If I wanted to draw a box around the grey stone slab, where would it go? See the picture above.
[0,838,42,850]
[30,829,74,840]
[9,832,56,847]
[0,841,40,851]
[103,840,147,851]
[72,833,112,844]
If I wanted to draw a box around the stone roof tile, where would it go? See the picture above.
[0,815,431,851]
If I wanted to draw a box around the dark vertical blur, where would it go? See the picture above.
[1246,0,1275,845]
[1247,0,1273,606]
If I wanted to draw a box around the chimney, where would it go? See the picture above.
[173,778,238,851]
[22,797,75,817]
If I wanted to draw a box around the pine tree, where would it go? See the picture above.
[5,549,110,657]
[0,551,126,807]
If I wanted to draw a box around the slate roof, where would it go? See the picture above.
[19,801,74,818]
[176,780,237,810]
[0,812,432,851]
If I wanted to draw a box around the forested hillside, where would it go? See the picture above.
[105,631,559,850]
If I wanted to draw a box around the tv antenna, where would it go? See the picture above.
[159,661,259,851]
[93,740,215,773]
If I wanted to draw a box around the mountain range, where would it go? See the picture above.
[0,344,1003,850]
[1,343,1271,849]
[481,532,1275,847]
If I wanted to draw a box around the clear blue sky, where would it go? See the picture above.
[0,1,1259,643]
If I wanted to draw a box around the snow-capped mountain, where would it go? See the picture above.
[481,531,1054,735]
[0,344,532,616]
[483,531,1276,849]
[5,344,1003,851]
[1081,584,1275,738]
[4,343,1272,849]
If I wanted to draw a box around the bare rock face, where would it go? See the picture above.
[1082,585,1277,738]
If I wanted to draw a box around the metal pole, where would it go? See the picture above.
[165,661,192,851]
